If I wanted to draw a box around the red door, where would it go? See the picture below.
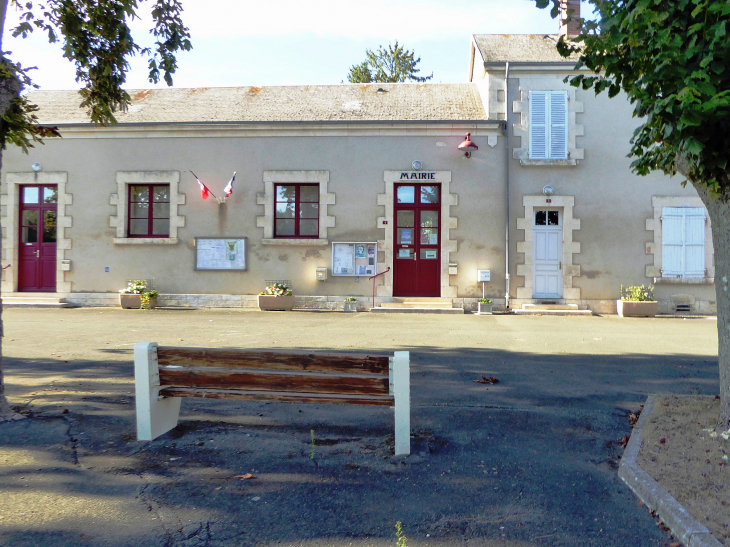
[18,185,57,292]
[393,184,440,297]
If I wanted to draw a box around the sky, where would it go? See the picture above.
[6,0,562,91]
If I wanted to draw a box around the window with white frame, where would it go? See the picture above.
[529,90,568,160]
[662,207,706,278]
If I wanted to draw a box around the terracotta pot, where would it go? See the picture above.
[258,294,295,311]
[617,300,657,317]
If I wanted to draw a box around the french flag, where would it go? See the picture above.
[190,171,211,200]
[224,172,236,199]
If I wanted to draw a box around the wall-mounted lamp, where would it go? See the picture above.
[31,162,42,172]
[412,160,422,170]
[457,133,478,158]
[542,185,554,196]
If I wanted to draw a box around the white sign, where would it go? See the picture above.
[196,238,247,270]
[477,269,491,282]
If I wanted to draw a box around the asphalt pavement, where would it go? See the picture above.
[0,308,720,546]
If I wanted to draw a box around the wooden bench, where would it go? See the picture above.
[134,343,411,455]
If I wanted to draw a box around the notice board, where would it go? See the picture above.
[332,242,377,276]
[195,237,247,271]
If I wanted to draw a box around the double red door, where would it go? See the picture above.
[393,184,441,297]
[19,185,57,292]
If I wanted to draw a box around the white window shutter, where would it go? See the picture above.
[530,91,548,160]
[684,208,705,278]
[662,207,684,277]
[550,91,568,159]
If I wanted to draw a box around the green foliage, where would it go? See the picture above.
[394,521,408,547]
[344,297,357,302]
[140,290,159,309]
[620,284,655,302]
[347,41,432,84]
[478,298,492,304]
[535,0,730,200]
[259,283,293,296]
[7,0,192,139]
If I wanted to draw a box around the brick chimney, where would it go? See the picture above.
[559,0,582,36]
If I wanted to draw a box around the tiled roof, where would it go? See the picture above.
[27,83,487,125]
[473,34,582,64]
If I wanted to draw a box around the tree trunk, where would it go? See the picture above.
[692,181,730,428]
[0,0,23,421]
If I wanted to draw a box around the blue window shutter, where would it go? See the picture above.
[529,91,548,160]
[684,208,705,278]
[662,207,706,278]
[662,207,684,277]
[549,91,568,159]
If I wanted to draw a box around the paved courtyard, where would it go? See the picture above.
[0,308,719,546]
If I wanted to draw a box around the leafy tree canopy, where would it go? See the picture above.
[347,41,432,84]
[6,0,192,150]
[537,0,730,199]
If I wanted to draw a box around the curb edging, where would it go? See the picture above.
[618,394,723,547]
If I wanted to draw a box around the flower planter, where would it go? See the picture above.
[343,301,358,313]
[258,294,295,311]
[477,302,493,315]
[617,300,657,317]
[120,294,157,309]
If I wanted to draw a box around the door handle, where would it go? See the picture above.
[559,262,562,270]
[35,250,40,258]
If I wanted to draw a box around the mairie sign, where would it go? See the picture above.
[399,172,437,180]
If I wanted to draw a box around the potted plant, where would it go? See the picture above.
[258,283,295,311]
[617,284,657,317]
[343,297,358,313]
[477,298,493,315]
[119,280,158,309]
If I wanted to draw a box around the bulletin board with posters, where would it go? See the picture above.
[195,237,247,270]
[331,242,377,276]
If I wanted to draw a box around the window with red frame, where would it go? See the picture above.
[274,184,319,238]
[128,185,170,237]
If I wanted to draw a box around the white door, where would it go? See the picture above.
[533,210,563,298]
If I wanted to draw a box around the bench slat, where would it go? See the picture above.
[158,387,395,406]
[158,368,390,396]
[157,347,389,374]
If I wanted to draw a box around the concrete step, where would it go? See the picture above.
[370,307,464,314]
[3,293,75,308]
[380,301,454,309]
[513,308,593,316]
[521,303,579,311]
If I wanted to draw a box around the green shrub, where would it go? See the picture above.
[620,284,654,302]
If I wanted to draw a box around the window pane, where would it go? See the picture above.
[43,223,56,243]
[420,186,439,203]
[276,202,295,218]
[152,186,169,202]
[23,187,39,204]
[420,228,438,245]
[398,228,414,245]
[130,219,148,235]
[299,203,319,219]
[152,219,169,236]
[276,219,295,236]
[420,249,438,259]
[43,187,58,203]
[131,186,149,202]
[44,210,56,228]
[397,186,415,203]
[131,203,149,218]
[276,185,296,202]
[22,227,38,243]
[535,211,547,226]
[548,211,559,226]
[299,219,319,236]
[22,210,38,226]
[397,210,414,227]
[300,185,319,202]
[153,203,170,218]
[420,211,439,227]
[397,248,414,259]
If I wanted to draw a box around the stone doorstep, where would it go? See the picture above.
[618,395,724,547]
[380,301,455,309]
[3,293,74,308]
[370,307,464,314]
[512,308,593,316]
[522,303,579,310]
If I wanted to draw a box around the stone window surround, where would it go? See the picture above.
[513,86,584,166]
[257,171,335,246]
[645,196,714,283]
[2,171,73,293]
[111,171,185,244]
[516,195,581,301]
[377,171,458,298]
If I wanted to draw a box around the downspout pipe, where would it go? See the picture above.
[504,62,511,310]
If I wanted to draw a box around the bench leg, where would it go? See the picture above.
[392,350,410,456]
[134,342,181,441]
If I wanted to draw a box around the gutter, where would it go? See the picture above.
[504,62,511,311]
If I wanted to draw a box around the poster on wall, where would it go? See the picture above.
[332,241,377,276]
[355,244,367,258]
[332,243,355,275]
[195,238,247,270]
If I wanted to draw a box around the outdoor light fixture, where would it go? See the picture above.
[31,162,42,172]
[543,185,554,196]
[412,160,422,170]
[457,133,478,158]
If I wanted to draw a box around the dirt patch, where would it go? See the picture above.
[637,395,730,545]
